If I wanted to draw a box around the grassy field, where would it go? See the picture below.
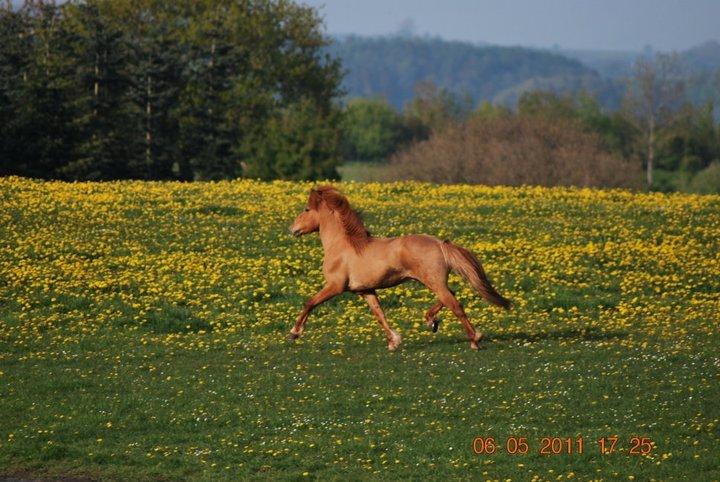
[337,161,394,182]
[0,177,718,481]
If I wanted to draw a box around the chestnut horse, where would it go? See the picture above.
[289,186,510,350]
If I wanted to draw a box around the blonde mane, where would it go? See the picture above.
[309,186,371,253]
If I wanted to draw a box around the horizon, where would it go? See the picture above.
[304,0,720,52]
[8,0,719,52]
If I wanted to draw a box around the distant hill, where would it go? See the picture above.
[680,40,720,72]
[327,35,621,109]
[328,35,720,112]
[560,49,638,79]
[563,41,720,112]
[563,40,720,78]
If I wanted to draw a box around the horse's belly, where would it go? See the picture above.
[348,266,408,292]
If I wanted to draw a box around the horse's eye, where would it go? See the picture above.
[304,208,309,212]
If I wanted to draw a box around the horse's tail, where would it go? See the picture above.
[440,240,511,310]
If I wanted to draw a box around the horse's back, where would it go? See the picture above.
[346,235,443,291]
[396,234,446,267]
[368,234,442,262]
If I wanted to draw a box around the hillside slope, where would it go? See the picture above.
[328,35,618,108]
[329,36,720,110]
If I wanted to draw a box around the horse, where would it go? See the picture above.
[288,185,510,351]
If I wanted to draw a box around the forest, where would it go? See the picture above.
[343,84,720,193]
[0,0,342,181]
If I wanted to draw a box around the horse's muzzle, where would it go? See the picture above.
[290,228,302,237]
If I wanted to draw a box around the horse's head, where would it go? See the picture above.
[290,188,324,237]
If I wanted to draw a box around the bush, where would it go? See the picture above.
[242,99,341,181]
[390,114,642,188]
[341,98,403,162]
[688,161,720,194]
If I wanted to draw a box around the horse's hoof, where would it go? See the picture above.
[470,342,480,350]
[387,331,402,351]
[288,332,300,342]
[432,319,440,333]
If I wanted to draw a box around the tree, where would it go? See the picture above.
[1,0,343,181]
[61,2,136,179]
[517,90,577,119]
[660,102,719,172]
[176,3,236,180]
[403,80,472,135]
[0,5,32,175]
[122,1,184,180]
[341,98,403,162]
[624,54,685,188]
[390,114,640,188]
[242,98,341,180]
[472,101,511,119]
[0,2,80,179]
[174,0,343,180]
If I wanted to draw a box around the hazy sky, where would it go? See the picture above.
[302,0,720,52]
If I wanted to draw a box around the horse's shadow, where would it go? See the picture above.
[422,325,627,348]
[487,327,628,343]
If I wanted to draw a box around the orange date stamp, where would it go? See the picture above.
[472,436,655,456]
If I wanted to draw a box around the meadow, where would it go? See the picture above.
[0,177,718,481]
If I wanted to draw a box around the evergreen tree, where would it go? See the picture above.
[61,2,135,179]
[0,5,32,175]
[9,2,78,179]
[177,3,236,180]
[1,0,343,181]
[123,2,183,179]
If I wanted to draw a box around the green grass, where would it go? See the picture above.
[0,178,718,481]
[338,161,395,182]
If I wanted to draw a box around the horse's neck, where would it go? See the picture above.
[318,215,348,253]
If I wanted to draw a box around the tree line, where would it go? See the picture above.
[2,1,719,192]
[343,65,720,192]
[0,0,342,181]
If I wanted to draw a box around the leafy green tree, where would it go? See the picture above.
[242,98,340,180]
[517,90,577,118]
[623,54,685,188]
[341,98,403,162]
[121,1,184,180]
[688,161,720,193]
[518,90,638,159]
[472,101,512,119]
[659,102,719,172]
[403,80,472,135]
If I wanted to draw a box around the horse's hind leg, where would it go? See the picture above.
[430,285,483,350]
[361,291,402,351]
[425,301,443,332]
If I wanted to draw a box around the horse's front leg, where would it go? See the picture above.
[289,284,343,340]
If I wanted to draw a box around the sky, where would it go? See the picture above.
[302,0,720,52]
